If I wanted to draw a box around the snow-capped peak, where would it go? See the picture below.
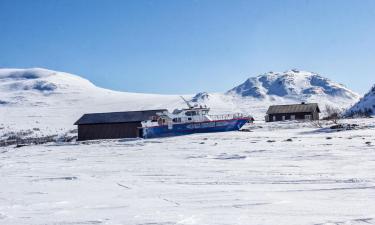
[191,92,210,103]
[227,70,360,102]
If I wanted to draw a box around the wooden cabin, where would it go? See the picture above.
[265,103,320,122]
[74,109,167,140]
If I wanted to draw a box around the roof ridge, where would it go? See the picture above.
[266,103,320,114]
[269,103,318,107]
[82,109,168,116]
[74,109,168,125]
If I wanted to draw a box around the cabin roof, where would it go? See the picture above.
[74,109,167,125]
[266,103,320,114]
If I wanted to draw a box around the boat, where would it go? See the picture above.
[140,97,254,138]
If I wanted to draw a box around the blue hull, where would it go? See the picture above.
[142,118,249,138]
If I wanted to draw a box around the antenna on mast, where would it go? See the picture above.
[180,96,193,109]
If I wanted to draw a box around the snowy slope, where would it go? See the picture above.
[347,85,375,116]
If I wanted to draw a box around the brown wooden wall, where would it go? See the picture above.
[77,122,141,141]
[266,112,319,122]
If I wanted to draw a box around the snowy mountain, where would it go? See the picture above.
[227,69,359,103]
[346,85,375,116]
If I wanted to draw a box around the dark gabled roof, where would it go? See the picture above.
[266,103,320,114]
[74,109,167,125]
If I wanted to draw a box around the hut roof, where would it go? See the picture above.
[266,103,320,114]
[74,109,167,125]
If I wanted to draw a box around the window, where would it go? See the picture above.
[305,115,312,120]
[291,115,295,120]
[185,111,197,116]
[172,118,181,123]
[273,116,276,121]
[282,116,286,121]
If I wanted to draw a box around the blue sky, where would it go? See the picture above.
[0,0,374,94]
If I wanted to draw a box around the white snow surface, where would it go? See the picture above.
[347,85,375,116]
[1,119,375,225]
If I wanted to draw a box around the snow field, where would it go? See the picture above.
[1,119,375,225]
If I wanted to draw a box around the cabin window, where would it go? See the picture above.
[305,115,312,120]
[172,118,182,123]
[185,111,197,116]
[188,117,192,121]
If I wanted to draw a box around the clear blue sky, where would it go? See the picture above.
[1,0,374,94]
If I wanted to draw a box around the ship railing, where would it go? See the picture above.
[209,113,250,121]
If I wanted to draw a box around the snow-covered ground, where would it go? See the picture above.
[1,119,375,225]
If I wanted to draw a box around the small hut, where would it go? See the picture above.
[74,109,167,140]
[265,103,320,122]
